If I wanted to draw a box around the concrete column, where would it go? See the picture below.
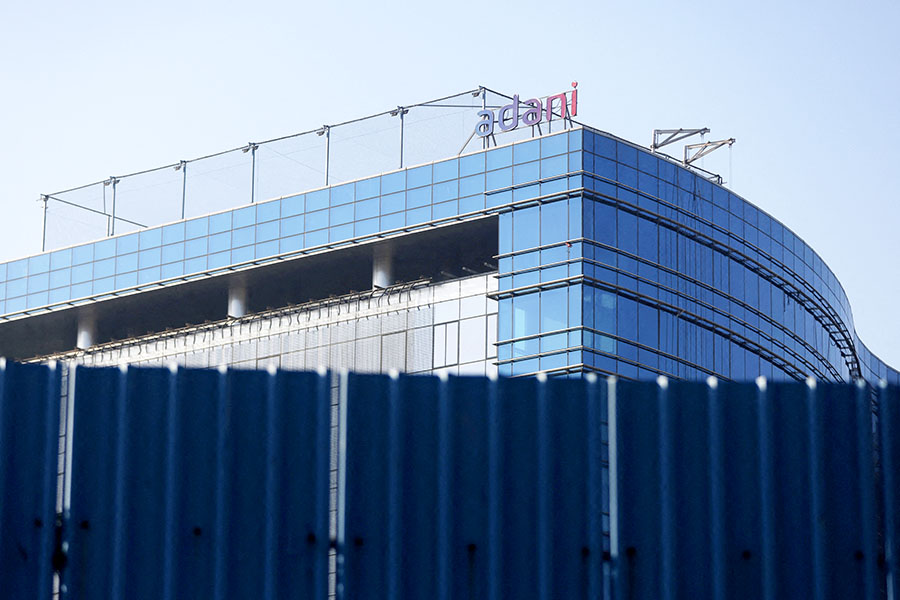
[373,244,393,289]
[228,280,248,318]
[76,313,96,350]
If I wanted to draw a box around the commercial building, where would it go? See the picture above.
[0,87,895,384]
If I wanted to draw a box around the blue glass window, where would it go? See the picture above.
[208,232,231,253]
[160,262,183,279]
[541,133,568,158]
[305,229,328,247]
[407,187,431,209]
[139,248,162,269]
[380,212,404,230]
[433,159,458,183]
[161,243,184,264]
[406,207,430,226]
[255,241,279,258]
[568,152,582,172]
[637,218,657,262]
[433,180,457,203]
[307,189,329,211]
[486,146,512,170]
[27,273,50,293]
[94,239,116,260]
[232,206,254,229]
[459,195,484,214]
[541,178,567,196]
[355,218,379,237]
[459,174,484,196]
[207,251,230,269]
[513,206,540,249]
[513,161,539,185]
[115,273,137,289]
[637,151,658,175]
[162,223,185,244]
[73,245,93,265]
[50,249,72,270]
[26,292,48,309]
[459,152,485,177]
[185,218,208,239]
[541,287,567,331]
[486,168,512,190]
[356,177,380,199]
[94,258,115,279]
[617,211,637,254]
[568,197,582,238]
[382,192,405,214]
[282,214,304,236]
[7,278,26,297]
[138,267,161,284]
[282,194,304,217]
[209,212,232,233]
[617,165,637,188]
[232,226,254,247]
[116,234,139,255]
[356,197,379,220]
[49,269,70,289]
[71,263,92,284]
[256,200,280,222]
[331,183,354,206]
[6,296,25,312]
[514,140,540,163]
[184,256,206,274]
[433,200,457,220]
[232,246,254,263]
[407,165,432,188]
[617,143,638,167]
[513,292,540,338]
[306,210,328,231]
[499,213,513,255]
[139,227,163,249]
[381,171,405,195]
[541,201,568,244]
[115,253,138,273]
[19,258,45,281]
[618,296,637,341]
[280,234,304,253]
[594,135,616,160]
[184,238,207,259]
[328,224,353,243]
[541,155,567,179]
[256,221,279,243]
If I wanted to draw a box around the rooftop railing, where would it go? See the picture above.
[38,86,581,252]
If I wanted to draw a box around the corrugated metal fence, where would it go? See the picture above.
[1,364,899,599]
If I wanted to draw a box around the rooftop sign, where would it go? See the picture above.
[475,83,578,137]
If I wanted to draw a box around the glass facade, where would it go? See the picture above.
[51,275,499,377]
[4,126,897,383]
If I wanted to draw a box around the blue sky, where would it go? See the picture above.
[1,1,898,368]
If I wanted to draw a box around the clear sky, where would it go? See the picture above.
[1,0,898,369]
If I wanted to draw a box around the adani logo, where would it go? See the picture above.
[475,82,578,137]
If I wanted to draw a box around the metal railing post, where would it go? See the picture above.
[108,177,119,236]
[399,109,405,169]
[178,161,187,220]
[40,195,48,252]
[250,144,258,204]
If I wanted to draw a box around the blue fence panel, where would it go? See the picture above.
[64,366,330,600]
[340,373,608,600]
[2,365,898,597]
[881,382,900,599]
[613,378,880,600]
[0,361,60,600]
